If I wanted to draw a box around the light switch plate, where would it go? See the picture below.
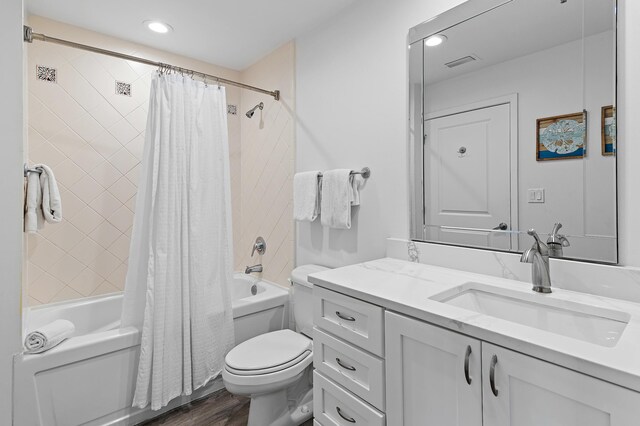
[528,188,545,203]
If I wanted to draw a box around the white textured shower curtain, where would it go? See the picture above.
[121,73,235,410]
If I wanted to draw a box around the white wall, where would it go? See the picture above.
[296,0,640,268]
[617,0,640,267]
[0,0,25,423]
[296,0,466,268]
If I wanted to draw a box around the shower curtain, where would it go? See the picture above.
[121,73,235,410]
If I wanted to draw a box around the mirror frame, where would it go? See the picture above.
[407,0,619,264]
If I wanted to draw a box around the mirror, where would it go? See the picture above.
[408,0,617,263]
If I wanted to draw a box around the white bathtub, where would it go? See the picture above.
[14,274,289,426]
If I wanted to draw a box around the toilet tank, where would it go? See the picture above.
[290,264,330,338]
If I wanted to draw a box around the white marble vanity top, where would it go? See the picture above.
[308,258,640,393]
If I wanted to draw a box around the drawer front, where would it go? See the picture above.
[313,371,385,426]
[314,327,385,410]
[314,286,384,356]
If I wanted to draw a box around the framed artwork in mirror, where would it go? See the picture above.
[602,105,616,156]
[536,111,587,161]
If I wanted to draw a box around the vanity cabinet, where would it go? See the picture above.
[313,286,386,425]
[386,311,640,426]
[483,342,640,426]
[385,311,482,426]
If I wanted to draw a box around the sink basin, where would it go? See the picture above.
[431,283,630,347]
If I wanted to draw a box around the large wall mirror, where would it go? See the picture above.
[408,0,617,263]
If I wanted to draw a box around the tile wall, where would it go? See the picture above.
[237,42,296,287]
[25,16,241,305]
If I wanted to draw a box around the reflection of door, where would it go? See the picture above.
[424,103,511,250]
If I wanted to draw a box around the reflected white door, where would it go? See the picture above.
[424,103,512,250]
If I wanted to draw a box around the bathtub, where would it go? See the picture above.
[14,274,289,426]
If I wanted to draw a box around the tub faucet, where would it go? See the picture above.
[245,264,263,274]
[520,229,552,294]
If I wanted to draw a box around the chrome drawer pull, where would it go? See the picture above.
[336,357,357,371]
[464,345,472,385]
[490,354,499,397]
[335,311,356,322]
[336,406,356,423]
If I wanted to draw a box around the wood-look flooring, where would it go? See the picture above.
[139,388,314,426]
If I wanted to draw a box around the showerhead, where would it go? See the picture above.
[245,102,264,118]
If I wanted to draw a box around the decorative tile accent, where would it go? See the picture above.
[227,104,237,115]
[115,81,132,96]
[36,65,57,83]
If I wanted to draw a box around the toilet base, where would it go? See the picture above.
[246,367,313,426]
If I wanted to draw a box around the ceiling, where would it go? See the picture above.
[25,0,356,70]
[423,0,614,85]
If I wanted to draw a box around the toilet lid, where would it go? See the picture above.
[225,329,312,375]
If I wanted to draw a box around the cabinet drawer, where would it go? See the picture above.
[314,327,385,411]
[314,287,384,356]
[313,371,385,426]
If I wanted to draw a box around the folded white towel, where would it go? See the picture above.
[320,169,361,229]
[24,319,75,354]
[294,171,321,222]
[36,164,63,224]
[24,169,44,233]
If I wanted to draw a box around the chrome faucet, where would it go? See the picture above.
[546,222,570,258]
[245,264,263,274]
[520,229,552,293]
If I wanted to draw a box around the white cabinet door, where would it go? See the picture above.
[482,342,640,426]
[385,312,482,426]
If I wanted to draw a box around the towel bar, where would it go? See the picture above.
[24,164,43,177]
[318,167,371,179]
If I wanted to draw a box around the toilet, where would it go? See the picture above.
[222,264,329,426]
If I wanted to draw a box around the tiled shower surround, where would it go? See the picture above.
[25,16,242,305]
[27,41,148,305]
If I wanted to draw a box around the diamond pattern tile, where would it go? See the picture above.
[238,45,294,287]
[108,176,136,203]
[67,206,104,234]
[25,23,243,306]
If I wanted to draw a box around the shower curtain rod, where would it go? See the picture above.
[23,26,280,100]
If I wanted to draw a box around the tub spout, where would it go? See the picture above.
[245,264,263,274]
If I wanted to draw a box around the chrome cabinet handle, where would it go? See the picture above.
[464,345,472,385]
[335,311,356,322]
[490,354,499,397]
[336,406,356,423]
[336,357,356,371]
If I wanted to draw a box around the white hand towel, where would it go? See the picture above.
[24,319,75,354]
[294,171,321,222]
[24,169,44,233]
[321,169,358,229]
[35,164,62,224]
[350,174,364,206]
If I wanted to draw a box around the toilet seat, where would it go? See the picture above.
[225,329,312,375]
[223,329,314,390]
[226,350,311,376]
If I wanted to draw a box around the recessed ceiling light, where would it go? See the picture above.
[425,34,447,47]
[145,21,173,34]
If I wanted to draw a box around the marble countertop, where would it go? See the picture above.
[308,258,640,393]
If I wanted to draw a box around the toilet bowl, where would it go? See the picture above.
[222,264,329,426]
